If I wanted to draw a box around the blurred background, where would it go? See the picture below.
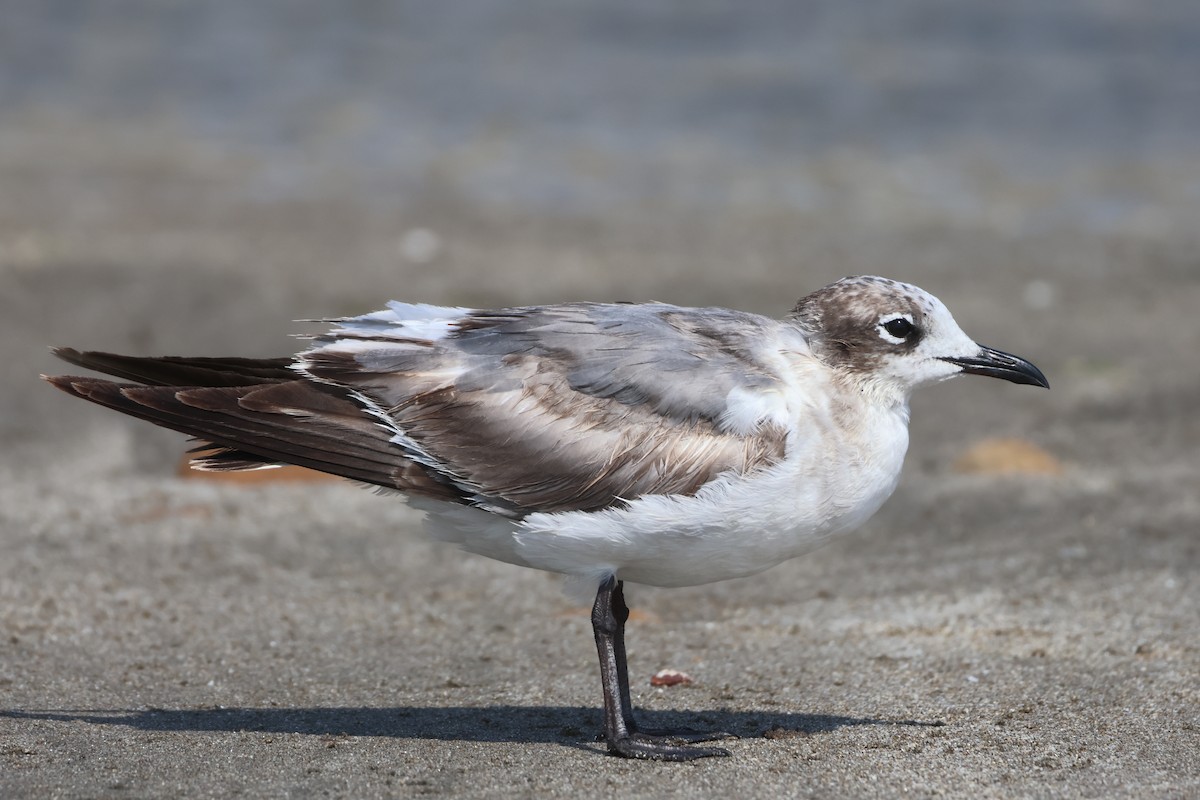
[3,6,1198,792]
[2,1,1198,466]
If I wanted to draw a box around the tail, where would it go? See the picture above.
[43,348,463,501]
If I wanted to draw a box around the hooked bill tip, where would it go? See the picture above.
[942,346,1049,389]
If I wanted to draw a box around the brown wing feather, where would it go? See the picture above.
[307,348,788,515]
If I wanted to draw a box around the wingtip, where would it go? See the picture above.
[42,373,82,395]
[49,346,85,366]
[42,374,129,403]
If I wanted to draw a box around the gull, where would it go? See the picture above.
[45,275,1048,760]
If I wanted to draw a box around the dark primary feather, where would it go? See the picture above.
[44,364,466,503]
[51,347,297,386]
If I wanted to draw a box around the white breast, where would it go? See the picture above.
[416,382,913,590]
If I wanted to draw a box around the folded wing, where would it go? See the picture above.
[47,302,797,517]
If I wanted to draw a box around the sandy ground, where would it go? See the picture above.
[4,182,1198,800]
[3,4,1200,798]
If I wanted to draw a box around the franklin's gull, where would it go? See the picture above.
[45,275,1048,760]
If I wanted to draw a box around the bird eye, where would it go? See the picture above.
[882,317,914,339]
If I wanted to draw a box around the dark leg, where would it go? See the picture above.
[610,581,731,744]
[592,576,732,760]
[608,579,636,725]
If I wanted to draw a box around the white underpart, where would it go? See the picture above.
[418,361,912,589]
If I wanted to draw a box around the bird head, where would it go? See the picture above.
[789,276,1048,397]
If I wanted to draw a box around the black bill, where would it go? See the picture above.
[941,345,1049,389]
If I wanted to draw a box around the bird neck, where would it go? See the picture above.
[831,369,913,418]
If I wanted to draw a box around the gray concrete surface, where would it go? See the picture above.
[2,3,1198,797]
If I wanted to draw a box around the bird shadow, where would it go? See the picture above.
[1,705,942,749]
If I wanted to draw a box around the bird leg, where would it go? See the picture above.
[591,576,732,760]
